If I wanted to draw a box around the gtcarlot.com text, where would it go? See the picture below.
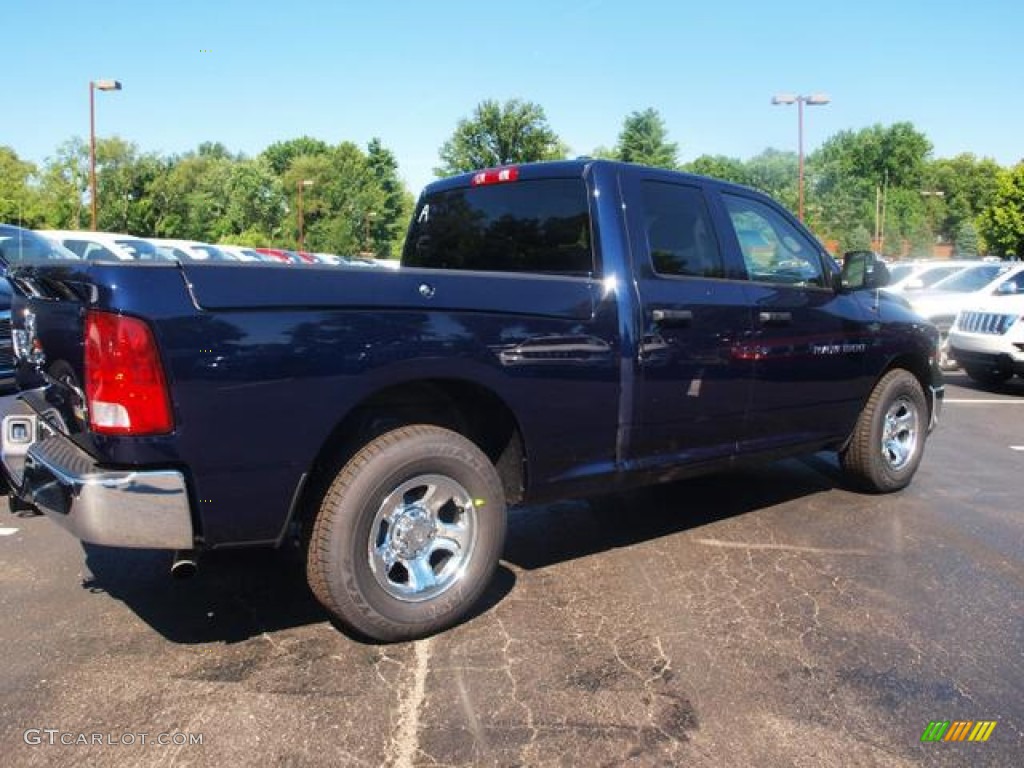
[24,729,203,747]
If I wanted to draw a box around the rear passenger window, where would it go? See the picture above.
[722,193,827,288]
[641,182,724,278]
[402,178,593,276]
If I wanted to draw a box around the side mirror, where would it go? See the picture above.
[840,250,890,292]
[995,279,1020,295]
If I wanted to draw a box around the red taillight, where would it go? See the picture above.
[471,166,519,186]
[84,310,173,435]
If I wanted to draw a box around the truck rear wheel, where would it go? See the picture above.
[307,425,506,642]
[841,369,928,493]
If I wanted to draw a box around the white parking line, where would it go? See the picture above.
[0,528,19,536]
[1011,446,1024,452]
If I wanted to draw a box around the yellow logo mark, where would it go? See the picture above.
[943,721,997,742]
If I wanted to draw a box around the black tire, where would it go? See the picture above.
[307,425,506,642]
[841,369,929,493]
[963,364,1012,387]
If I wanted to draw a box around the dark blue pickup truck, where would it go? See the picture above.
[1,160,943,641]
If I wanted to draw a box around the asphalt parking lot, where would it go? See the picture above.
[1,372,1022,767]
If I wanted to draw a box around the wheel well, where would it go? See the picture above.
[883,354,934,416]
[291,379,525,536]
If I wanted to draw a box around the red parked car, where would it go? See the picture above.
[254,248,301,265]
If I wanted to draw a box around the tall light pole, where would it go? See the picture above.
[771,92,830,222]
[89,79,122,231]
[297,179,313,251]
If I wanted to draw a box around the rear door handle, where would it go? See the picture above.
[758,311,792,326]
[652,308,694,327]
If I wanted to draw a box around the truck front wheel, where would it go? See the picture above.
[307,425,506,642]
[841,369,928,493]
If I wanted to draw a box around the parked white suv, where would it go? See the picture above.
[905,262,1024,368]
[883,259,972,293]
[147,238,235,262]
[949,281,1024,387]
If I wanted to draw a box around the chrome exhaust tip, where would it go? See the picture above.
[170,550,199,579]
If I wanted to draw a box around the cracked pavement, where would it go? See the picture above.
[1,372,1022,766]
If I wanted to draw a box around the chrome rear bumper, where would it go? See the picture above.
[1,395,194,549]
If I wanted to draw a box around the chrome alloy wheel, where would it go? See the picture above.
[368,474,478,602]
[881,395,920,471]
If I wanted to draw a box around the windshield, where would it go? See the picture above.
[0,225,79,264]
[888,265,914,283]
[114,238,166,261]
[191,244,233,261]
[931,264,1008,293]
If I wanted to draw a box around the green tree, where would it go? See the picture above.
[261,136,331,176]
[843,224,873,254]
[37,138,90,229]
[287,142,386,255]
[614,108,678,169]
[221,158,285,240]
[977,164,1024,258]
[588,146,619,160]
[745,149,798,210]
[149,147,235,240]
[811,122,933,255]
[924,154,1002,244]
[815,122,932,193]
[435,99,567,176]
[955,220,979,257]
[685,154,751,186]
[366,138,413,258]
[94,138,167,234]
[0,146,38,227]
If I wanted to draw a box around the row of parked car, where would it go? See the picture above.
[873,257,1024,378]
[0,223,398,394]
[4,225,398,269]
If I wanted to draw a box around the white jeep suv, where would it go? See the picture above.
[949,275,1024,386]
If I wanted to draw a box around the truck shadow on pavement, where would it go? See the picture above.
[504,453,842,571]
[79,543,517,645]
[79,454,841,645]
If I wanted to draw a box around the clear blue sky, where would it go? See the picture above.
[4,0,1022,194]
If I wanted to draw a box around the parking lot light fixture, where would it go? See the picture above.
[772,92,830,222]
[90,79,123,231]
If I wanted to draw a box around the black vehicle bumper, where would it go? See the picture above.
[950,347,1024,376]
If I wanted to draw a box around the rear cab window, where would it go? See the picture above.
[403,177,595,276]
